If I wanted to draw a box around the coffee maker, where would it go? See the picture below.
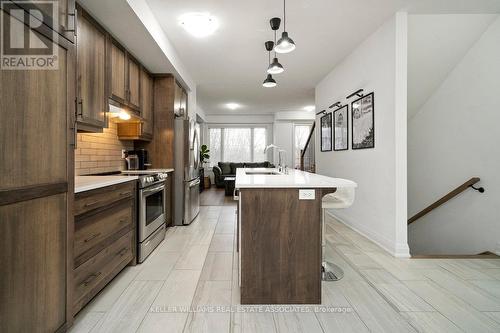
[125,149,150,170]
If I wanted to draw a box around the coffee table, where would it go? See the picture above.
[224,176,236,196]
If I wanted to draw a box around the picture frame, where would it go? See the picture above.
[333,105,348,151]
[351,92,375,149]
[320,112,332,152]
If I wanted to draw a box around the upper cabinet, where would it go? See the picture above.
[128,57,141,111]
[76,6,107,132]
[109,40,141,115]
[13,0,76,43]
[140,68,154,138]
[110,40,127,104]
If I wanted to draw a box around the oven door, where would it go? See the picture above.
[139,183,166,242]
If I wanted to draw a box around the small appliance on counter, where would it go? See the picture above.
[124,149,150,170]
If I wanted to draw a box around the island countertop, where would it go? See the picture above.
[235,168,357,189]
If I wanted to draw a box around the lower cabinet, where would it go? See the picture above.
[73,181,136,315]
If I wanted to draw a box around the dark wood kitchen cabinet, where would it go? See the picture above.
[127,56,141,110]
[10,0,76,43]
[140,67,154,137]
[76,5,108,132]
[109,39,141,114]
[0,8,75,332]
[110,39,127,104]
[73,181,136,314]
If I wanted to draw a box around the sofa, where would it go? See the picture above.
[213,161,274,188]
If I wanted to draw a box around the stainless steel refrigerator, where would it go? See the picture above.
[174,117,201,225]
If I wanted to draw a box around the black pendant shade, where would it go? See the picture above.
[262,74,277,88]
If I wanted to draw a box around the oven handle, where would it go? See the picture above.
[189,179,200,187]
[141,184,165,196]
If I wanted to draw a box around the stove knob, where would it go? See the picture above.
[149,176,154,182]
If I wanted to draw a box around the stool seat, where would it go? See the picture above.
[321,186,355,282]
[322,187,355,209]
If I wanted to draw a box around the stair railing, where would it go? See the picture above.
[300,123,316,173]
[408,177,484,225]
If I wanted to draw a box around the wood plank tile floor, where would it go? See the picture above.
[71,188,500,333]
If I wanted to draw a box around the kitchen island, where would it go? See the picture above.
[235,168,356,304]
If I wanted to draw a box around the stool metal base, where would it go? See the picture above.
[321,261,344,281]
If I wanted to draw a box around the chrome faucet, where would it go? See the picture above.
[264,144,288,174]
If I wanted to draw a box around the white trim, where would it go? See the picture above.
[326,210,410,258]
[394,12,410,258]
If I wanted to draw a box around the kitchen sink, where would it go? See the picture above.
[245,171,281,175]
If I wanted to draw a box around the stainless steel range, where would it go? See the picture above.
[122,171,169,263]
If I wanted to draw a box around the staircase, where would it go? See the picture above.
[300,123,316,173]
[408,177,497,258]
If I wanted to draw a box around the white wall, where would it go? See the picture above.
[315,13,409,257]
[408,16,500,255]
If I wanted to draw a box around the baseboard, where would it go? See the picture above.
[326,210,410,258]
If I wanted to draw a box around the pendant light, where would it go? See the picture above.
[275,0,296,54]
[267,18,284,74]
[263,41,277,88]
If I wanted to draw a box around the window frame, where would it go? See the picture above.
[207,124,272,165]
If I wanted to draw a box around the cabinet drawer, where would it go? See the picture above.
[73,230,133,314]
[74,199,133,267]
[75,181,135,216]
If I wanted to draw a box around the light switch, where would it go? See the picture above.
[299,189,315,200]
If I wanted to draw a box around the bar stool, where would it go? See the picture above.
[321,187,355,281]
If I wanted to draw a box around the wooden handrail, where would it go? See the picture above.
[408,177,481,225]
[300,122,316,159]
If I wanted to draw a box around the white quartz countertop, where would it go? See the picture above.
[235,168,357,189]
[75,175,139,193]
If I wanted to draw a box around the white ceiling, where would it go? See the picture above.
[80,0,500,116]
[145,0,500,115]
[408,14,498,118]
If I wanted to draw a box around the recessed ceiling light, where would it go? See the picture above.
[304,105,315,112]
[226,103,241,110]
[179,12,219,38]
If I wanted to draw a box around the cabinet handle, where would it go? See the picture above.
[84,233,100,243]
[77,99,83,117]
[82,271,101,287]
[84,200,100,208]
[119,191,132,197]
[117,247,128,257]
[67,8,78,36]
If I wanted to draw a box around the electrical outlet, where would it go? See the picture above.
[121,149,126,159]
[299,189,315,200]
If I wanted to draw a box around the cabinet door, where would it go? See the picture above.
[110,40,127,103]
[140,68,154,137]
[11,0,76,43]
[128,57,141,110]
[76,7,107,131]
[0,12,74,331]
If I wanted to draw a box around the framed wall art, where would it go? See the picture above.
[333,105,348,151]
[351,92,374,149]
[320,112,332,152]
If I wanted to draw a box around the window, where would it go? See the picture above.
[294,124,312,169]
[208,127,268,166]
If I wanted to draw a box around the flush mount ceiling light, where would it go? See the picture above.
[304,105,315,112]
[267,18,284,75]
[179,12,219,38]
[226,103,241,110]
[263,74,277,88]
[275,0,296,53]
